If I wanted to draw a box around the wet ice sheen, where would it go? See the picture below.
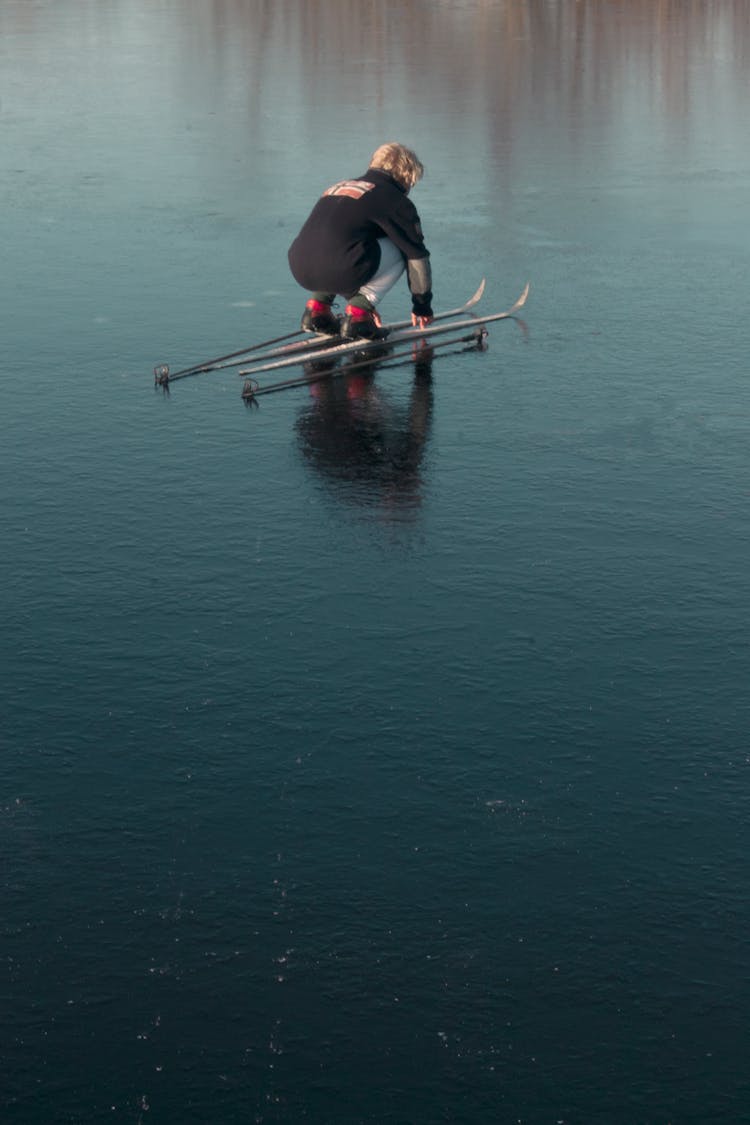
[2,2,749,1123]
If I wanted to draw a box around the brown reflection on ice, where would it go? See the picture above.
[191,1,750,100]
[177,0,750,207]
[6,0,746,198]
[5,0,749,93]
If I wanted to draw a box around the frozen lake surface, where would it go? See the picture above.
[2,2,749,1121]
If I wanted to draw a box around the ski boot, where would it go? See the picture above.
[340,302,385,341]
[301,297,339,336]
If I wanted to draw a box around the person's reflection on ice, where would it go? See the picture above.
[294,346,435,522]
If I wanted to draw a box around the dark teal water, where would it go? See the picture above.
[3,2,750,1122]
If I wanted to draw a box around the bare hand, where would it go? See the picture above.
[411,313,434,329]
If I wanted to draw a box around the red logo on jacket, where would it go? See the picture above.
[323,179,376,200]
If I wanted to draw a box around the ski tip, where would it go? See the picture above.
[515,281,530,310]
[470,278,486,306]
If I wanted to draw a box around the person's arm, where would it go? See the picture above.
[408,256,433,327]
[374,189,434,325]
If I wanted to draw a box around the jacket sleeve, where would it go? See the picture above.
[406,257,433,317]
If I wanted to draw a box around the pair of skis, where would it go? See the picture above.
[153,279,490,386]
[153,279,530,394]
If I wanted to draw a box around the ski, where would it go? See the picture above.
[238,283,529,379]
[153,279,487,386]
[241,329,486,401]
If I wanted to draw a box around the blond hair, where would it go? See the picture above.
[369,143,424,192]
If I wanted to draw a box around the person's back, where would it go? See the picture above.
[288,143,434,340]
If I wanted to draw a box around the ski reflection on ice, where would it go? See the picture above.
[294,345,435,522]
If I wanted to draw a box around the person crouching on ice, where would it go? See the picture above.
[288,142,434,341]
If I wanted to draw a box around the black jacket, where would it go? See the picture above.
[288,168,432,307]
